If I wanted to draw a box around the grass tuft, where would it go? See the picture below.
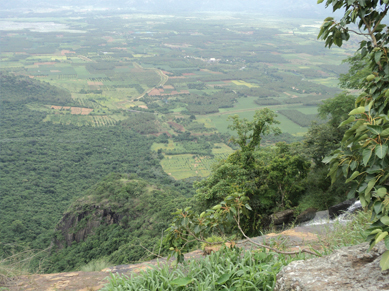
[80,258,112,272]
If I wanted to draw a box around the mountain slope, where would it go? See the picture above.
[46,173,189,272]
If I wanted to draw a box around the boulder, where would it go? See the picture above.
[328,198,356,219]
[295,208,317,223]
[271,209,294,225]
[274,241,389,291]
[313,210,329,221]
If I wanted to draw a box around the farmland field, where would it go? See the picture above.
[0,13,357,179]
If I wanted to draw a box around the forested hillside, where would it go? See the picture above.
[0,74,193,254]
[46,173,188,272]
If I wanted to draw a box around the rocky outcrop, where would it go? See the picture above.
[54,206,124,249]
[271,209,294,225]
[295,208,317,223]
[312,210,329,221]
[328,198,356,219]
[274,241,389,291]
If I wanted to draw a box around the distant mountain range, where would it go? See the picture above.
[0,0,340,18]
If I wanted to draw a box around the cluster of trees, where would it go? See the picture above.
[278,110,322,127]
[182,91,237,114]
[120,112,159,134]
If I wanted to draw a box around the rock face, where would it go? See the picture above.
[295,208,317,223]
[328,198,356,219]
[271,209,294,225]
[54,205,123,249]
[274,241,389,291]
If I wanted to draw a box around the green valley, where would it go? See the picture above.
[0,3,376,288]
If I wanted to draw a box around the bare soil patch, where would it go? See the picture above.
[149,89,161,96]
[61,50,75,55]
[87,81,104,86]
[102,36,114,42]
[34,62,56,66]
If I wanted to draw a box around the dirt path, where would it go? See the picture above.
[10,225,328,291]
[132,62,169,100]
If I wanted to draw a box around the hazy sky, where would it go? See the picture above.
[0,0,340,19]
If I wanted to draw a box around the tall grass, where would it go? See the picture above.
[0,245,48,288]
[102,247,310,291]
[317,210,370,254]
[102,211,371,291]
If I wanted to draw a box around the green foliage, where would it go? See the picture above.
[120,112,158,134]
[339,54,371,89]
[304,92,356,165]
[102,246,306,291]
[166,111,310,257]
[200,235,225,251]
[182,91,237,115]
[0,73,72,104]
[278,110,321,127]
[45,174,189,272]
[319,0,389,270]
[79,258,112,272]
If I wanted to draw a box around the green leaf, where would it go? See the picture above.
[381,128,389,137]
[339,116,355,127]
[194,225,200,234]
[346,171,360,183]
[359,194,367,207]
[256,252,268,261]
[170,277,194,286]
[322,154,337,164]
[216,272,232,285]
[317,0,324,3]
[380,251,389,271]
[377,188,387,198]
[182,217,189,226]
[367,125,383,135]
[375,144,388,159]
[381,216,389,225]
[374,202,383,215]
[362,149,373,166]
[365,179,376,196]
[385,236,389,249]
[245,204,252,210]
[375,51,383,64]
[349,106,366,115]
[370,229,382,235]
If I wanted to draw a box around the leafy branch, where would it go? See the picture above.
[319,0,389,270]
